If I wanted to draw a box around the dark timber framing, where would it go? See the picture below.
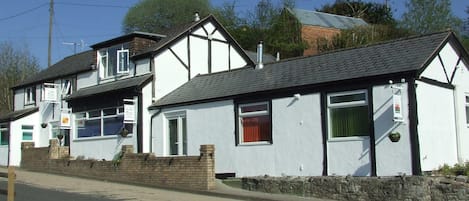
[320,92,328,176]
[367,86,377,176]
[408,78,422,175]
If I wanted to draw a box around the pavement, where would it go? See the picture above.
[0,167,333,201]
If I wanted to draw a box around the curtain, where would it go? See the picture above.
[331,105,368,137]
[242,115,271,142]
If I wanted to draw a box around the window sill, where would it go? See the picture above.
[238,141,272,146]
[73,134,133,142]
[328,136,369,142]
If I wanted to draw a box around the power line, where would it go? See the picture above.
[0,3,48,22]
[54,2,131,9]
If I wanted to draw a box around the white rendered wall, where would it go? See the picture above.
[154,50,189,101]
[416,81,458,171]
[328,139,371,176]
[141,82,153,153]
[9,111,39,166]
[135,59,151,76]
[0,145,7,166]
[373,84,413,176]
[153,94,324,177]
[76,70,98,90]
[13,89,24,111]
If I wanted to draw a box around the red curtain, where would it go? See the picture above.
[242,115,270,142]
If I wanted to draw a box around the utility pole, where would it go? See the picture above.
[48,0,54,67]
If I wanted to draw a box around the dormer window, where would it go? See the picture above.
[24,86,36,105]
[98,43,130,78]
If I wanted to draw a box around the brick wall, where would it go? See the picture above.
[301,25,340,56]
[21,141,215,190]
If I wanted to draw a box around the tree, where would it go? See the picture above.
[401,0,461,34]
[317,25,410,53]
[123,0,211,33]
[319,0,396,25]
[0,42,40,112]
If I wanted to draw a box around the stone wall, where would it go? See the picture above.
[242,176,469,201]
[21,141,215,190]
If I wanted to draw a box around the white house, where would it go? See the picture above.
[149,31,469,177]
[1,14,252,166]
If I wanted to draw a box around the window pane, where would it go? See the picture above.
[466,105,469,124]
[22,132,33,140]
[242,115,271,142]
[241,104,268,113]
[22,125,34,130]
[88,110,101,118]
[77,119,101,138]
[169,119,178,155]
[330,93,366,104]
[0,129,8,145]
[118,50,129,72]
[182,118,187,155]
[103,116,123,136]
[466,96,469,103]
[103,108,116,116]
[330,106,368,137]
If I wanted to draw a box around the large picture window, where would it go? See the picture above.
[75,107,130,138]
[0,124,8,145]
[98,43,130,78]
[237,102,272,144]
[327,90,369,138]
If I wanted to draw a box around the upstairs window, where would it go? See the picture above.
[0,124,8,145]
[237,102,272,144]
[327,90,369,139]
[98,43,130,78]
[62,79,73,97]
[24,86,36,105]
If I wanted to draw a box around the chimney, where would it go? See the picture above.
[256,41,264,69]
[194,12,200,22]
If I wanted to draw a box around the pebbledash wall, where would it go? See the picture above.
[21,140,216,190]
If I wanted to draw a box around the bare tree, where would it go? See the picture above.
[0,42,40,112]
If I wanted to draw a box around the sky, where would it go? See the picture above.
[0,0,468,69]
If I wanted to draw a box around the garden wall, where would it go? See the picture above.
[243,175,469,201]
[21,140,215,190]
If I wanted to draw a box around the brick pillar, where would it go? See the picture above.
[49,139,59,159]
[21,142,35,149]
[121,145,134,155]
[199,144,215,190]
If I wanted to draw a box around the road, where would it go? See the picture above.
[1,181,123,201]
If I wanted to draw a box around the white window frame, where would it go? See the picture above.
[327,90,369,141]
[98,49,108,79]
[165,112,187,156]
[61,79,72,97]
[117,49,129,74]
[237,101,271,145]
[24,86,36,105]
[75,107,125,139]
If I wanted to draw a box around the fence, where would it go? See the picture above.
[0,166,15,201]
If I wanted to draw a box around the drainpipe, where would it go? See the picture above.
[7,123,11,166]
[256,41,264,69]
[452,86,462,163]
[149,108,161,153]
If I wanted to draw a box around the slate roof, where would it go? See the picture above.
[287,8,367,29]
[0,107,38,123]
[152,31,460,108]
[65,74,153,101]
[13,50,94,89]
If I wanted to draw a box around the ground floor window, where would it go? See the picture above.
[237,101,271,144]
[166,112,187,156]
[327,90,369,138]
[22,125,33,141]
[75,107,129,138]
[0,124,8,145]
[465,95,469,126]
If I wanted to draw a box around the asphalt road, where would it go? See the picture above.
[0,181,123,201]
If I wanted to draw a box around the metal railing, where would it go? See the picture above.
[0,166,15,201]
